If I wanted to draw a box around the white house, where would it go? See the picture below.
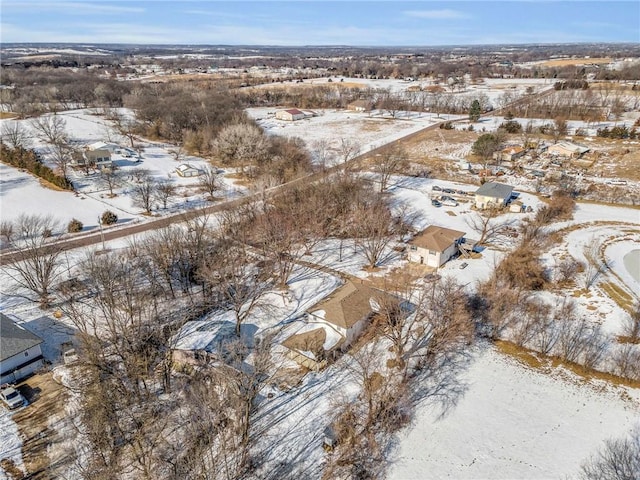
[474,181,514,209]
[547,141,590,158]
[176,164,202,177]
[407,225,465,268]
[275,108,306,121]
[1,314,45,384]
[88,142,121,153]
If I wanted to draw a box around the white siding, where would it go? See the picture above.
[0,344,44,383]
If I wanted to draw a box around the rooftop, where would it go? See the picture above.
[1,313,43,362]
[410,225,465,252]
[475,181,514,199]
[308,280,395,330]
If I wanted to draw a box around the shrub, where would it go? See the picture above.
[499,120,522,133]
[101,210,118,225]
[67,218,83,233]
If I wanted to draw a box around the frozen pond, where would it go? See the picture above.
[623,249,640,283]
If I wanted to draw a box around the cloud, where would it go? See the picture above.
[2,2,145,14]
[403,9,469,20]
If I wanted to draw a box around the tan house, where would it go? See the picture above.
[474,181,514,209]
[407,225,465,268]
[547,141,590,158]
[347,99,372,112]
[275,108,306,121]
[282,281,401,369]
[494,145,526,163]
[176,164,202,177]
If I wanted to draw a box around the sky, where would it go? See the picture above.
[1,1,639,46]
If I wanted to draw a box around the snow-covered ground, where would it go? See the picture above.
[246,107,463,163]
[0,109,245,235]
[389,345,640,480]
[0,409,25,479]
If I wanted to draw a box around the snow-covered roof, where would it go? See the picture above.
[176,163,199,172]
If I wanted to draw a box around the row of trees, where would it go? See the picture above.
[0,143,73,190]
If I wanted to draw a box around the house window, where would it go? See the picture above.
[429,250,437,256]
[409,246,417,251]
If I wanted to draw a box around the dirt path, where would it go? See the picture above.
[13,372,73,479]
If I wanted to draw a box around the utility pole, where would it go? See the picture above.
[98,216,105,252]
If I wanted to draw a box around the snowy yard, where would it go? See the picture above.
[389,345,640,480]
[0,109,245,235]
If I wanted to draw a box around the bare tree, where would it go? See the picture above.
[465,209,512,245]
[1,121,31,149]
[198,166,220,200]
[155,180,176,209]
[99,168,123,197]
[30,114,68,145]
[337,137,361,171]
[199,241,273,336]
[622,302,640,342]
[3,214,64,308]
[169,144,185,163]
[214,123,269,173]
[131,171,157,214]
[353,198,395,268]
[580,428,640,480]
[112,112,138,148]
[312,139,334,172]
[372,145,408,193]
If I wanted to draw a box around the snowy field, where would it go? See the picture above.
[0,109,244,235]
[389,345,640,480]
[246,107,463,163]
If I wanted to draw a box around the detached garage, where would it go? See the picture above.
[1,314,45,384]
[275,108,306,121]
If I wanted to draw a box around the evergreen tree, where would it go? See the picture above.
[469,99,482,122]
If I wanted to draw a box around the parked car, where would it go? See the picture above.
[443,188,455,194]
[432,185,442,191]
[1,386,25,410]
[431,199,442,207]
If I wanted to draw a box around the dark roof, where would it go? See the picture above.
[1,313,43,361]
[475,182,514,199]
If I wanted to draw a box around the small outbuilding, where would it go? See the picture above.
[407,225,466,268]
[176,164,202,178]
[347,99,372,112]
[547,141,590,158]
[275,108,306,121]
[0,314,45,384]
[494,145,526,163]
[474,181,514,209]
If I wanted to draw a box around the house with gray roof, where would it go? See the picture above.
[1,313,45,384]
[474,182,514,209]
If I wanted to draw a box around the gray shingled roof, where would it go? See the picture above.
[475,182,514,200]
[1,313,43,361]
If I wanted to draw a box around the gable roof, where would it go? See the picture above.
[177,163,199,172]
[548,141,590,154]
[308,280,392,330]
[410,225,465,252]
[475,181,514,199]
[284,108,304,115]
[1,313,43,362]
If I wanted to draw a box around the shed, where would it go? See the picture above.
[275,108,306,121]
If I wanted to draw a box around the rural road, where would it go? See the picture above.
[0,87,554,266]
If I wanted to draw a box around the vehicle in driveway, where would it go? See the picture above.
[440,196,458,207]
[432,185,442,191]
[443,188,455,194]
[431,199,442,207]
[1,386,25,409]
